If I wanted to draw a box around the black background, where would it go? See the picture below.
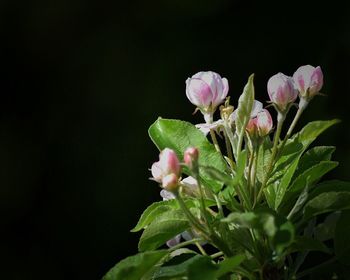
[0,0,349,279]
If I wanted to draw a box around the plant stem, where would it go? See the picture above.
[224,129,234,163]
[195,175,212,231]
[252,146,259,202]
[214,193,224,218]
[255,113,285,205]
[279,103,306,156]
[175,191,209,239]
[207,113,221,153]
[168,238,204,251]
[210,251,224,259]
[223,121,238,162]
[210,129,221,153]
[195,242,207,256]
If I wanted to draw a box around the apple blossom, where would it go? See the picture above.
[293,65,323,100]
[186,71,229,117]
[267,73,298,112]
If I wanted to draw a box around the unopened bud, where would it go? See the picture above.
[162,173,179,191]
[293,65,323,100]
[267,73,298,112]
[184,147,199,170]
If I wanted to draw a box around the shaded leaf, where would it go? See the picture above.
[335,210,350,265]
[303,191,350,220]
[291,236,331,254]
[153,255,217,280]
[215,254,246,278]
[138,210,190,251]
[103,250,168,280]
[294,146,335,179]
[314,212,340,242]
[131,200,178,232]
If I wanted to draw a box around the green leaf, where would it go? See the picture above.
[103,250,168,280]
[294,146,335,179]
[131,200,179,232]
[265,120,340,209]
[235,74,255,157]
[335,210,350,265]
[256,137,272,184]
[296,119,340,145]
[303,191,350,220]
[281,161,338,211]
[153,255,217,280]
[308,180,350,200]
[266,150,302,210]
[314,212,340,241]
[215,255,246,278]
[223,209,294,255]
[138,210,190,252]
[148,118,227,192]
[291,236,331,254]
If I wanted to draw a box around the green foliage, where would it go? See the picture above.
[131,200,179,232]
[335,210,350,265]
[223,209,295,256]
[103,250,168,280]
[152,255,217,280]
[138,209,190,251]
[235,74,255,153]
[104,73,349,280]
[149,118,227,192]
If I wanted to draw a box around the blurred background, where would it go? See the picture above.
[0,0,349,279]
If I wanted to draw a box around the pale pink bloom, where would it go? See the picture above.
[267,73,298,111]
[186,71,229,111]
[293,65,323,98]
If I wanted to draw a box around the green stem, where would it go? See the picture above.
[223,121,238,162]
[168,238,204,251]
[195,242,207,256]
[210,129,221,153]
[252,146,259,201]
[210,251,224,259]
[224,129,234,163]
[279,103,307,156]
[255,113,285,205]
[175,191,209,239]
[207,113,221,153]
[214,193,224,218]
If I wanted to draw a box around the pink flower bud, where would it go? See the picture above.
[246,118,258,137]
[293,65,323,98]
[267,73,298,112]
[151,148,181,190]
[158,148,181,176]
[184,147,199,169]
[186,71,229,112]
[162,174,179,191]
[246,109,273,138]
[256,109,273,137]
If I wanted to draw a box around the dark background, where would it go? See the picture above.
[0,0,349,279]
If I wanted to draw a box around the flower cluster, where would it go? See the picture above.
[149,65,324,248]
[105,63,345,280]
